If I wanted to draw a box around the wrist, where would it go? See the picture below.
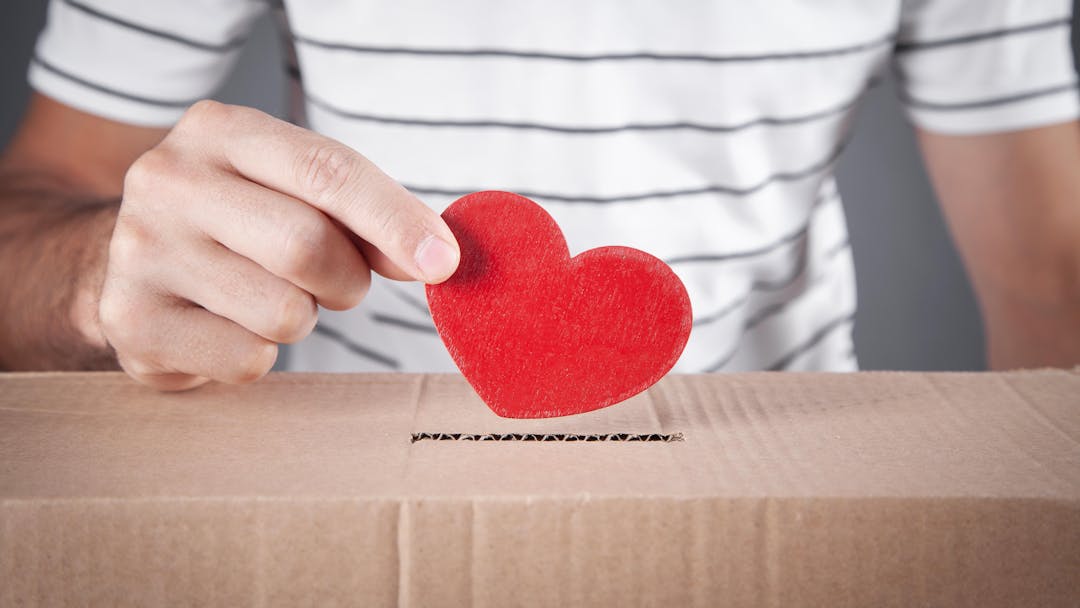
[67,202,120,365]
[70,279,109,351]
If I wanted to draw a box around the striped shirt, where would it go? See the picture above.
[30,0,1080,373]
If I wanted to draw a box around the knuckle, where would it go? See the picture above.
[338,269,372,310]
[278,215,332,278]
[266,288,317,344]
[96,291,129,343]
[228,340,278,384]
[107,218,155,268]
[367,200,422,261]
[123,148,177,197]
[296,142,364,204]
[98,290,148,353]
[177,99,230,135]
[369,198,406,238]
[361,187,433,259]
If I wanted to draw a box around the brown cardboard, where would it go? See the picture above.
[1,370,1078,607]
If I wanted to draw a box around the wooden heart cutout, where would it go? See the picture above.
[426,191,692,418]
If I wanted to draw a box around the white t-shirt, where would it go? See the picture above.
[30,0,1080,373]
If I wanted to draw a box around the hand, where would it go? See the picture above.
[98,101,460,390]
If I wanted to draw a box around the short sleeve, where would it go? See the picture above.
[28,0,267,127]
[894,0,1080,134]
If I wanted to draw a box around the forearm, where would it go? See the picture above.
[918,122,1080,371]
[0,166,119,370]
[958,187,1080,370]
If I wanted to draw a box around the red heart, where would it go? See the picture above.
[426,191,692,418]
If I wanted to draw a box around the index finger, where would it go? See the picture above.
[178,101,460,284]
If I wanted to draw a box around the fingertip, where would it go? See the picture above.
[414,234,460,284]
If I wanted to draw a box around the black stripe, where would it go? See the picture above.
[61,0,247,52]
[750,242,814,292]
[689,230,820,328]
[756,238,847,296]
[766,311,856,371]
[312,323,400,369]
[371,313,438,335]
[293,32,894,63]
[411,432,683,443]
[700,337,743,375]
[385,284,432,317]
[697,240,850,371]
[701,297,814,373]
[904,81,1078,112]
[699,266,814,373]
[32,55,200,108]
[403,135,850,205]
[667,189,837,266]
[692,293,750,328]
[305,84,871,135]
[895,17,1069,53]
[693,242,816,332]
[742,298,801,332]
[685,223,849,328]
[824,238,851,259]
[669,213,807,266]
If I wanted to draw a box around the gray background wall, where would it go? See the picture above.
[2,2,1078,371]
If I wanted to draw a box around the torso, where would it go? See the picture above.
[280,0,900,373]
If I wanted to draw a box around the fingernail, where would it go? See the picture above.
[415,235,459,282]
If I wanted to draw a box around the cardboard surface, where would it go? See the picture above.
[1,370,1078,606]
[427,191,692,418]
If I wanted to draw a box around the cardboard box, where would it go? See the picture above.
[1,370,1078,606]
